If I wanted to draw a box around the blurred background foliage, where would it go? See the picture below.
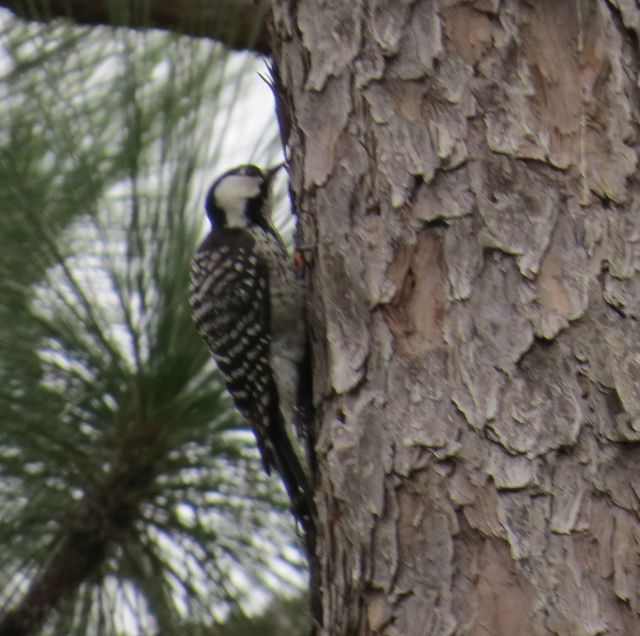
[0,9,309,636]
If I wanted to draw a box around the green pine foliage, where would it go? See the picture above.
[0,12,305,636]
[205,594,311,636]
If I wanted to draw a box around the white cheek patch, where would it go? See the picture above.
[214,174,262,227]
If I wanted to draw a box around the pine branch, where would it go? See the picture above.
[0,0,271,54]
[0,424,164,636]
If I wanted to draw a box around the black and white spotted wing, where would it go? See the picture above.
[189,230,277,471]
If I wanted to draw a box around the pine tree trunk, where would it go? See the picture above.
[270,1,640,634]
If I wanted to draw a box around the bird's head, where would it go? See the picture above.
[205,163,283,230]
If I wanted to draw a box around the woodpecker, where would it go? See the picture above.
[189,164,313,530]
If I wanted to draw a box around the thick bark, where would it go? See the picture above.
[271,0,640,634]
[0,0,271,54]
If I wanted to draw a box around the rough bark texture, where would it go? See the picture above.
[270,0,640,634]
[0,0,271,54]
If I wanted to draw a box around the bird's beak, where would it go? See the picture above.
[265,162,285,182]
